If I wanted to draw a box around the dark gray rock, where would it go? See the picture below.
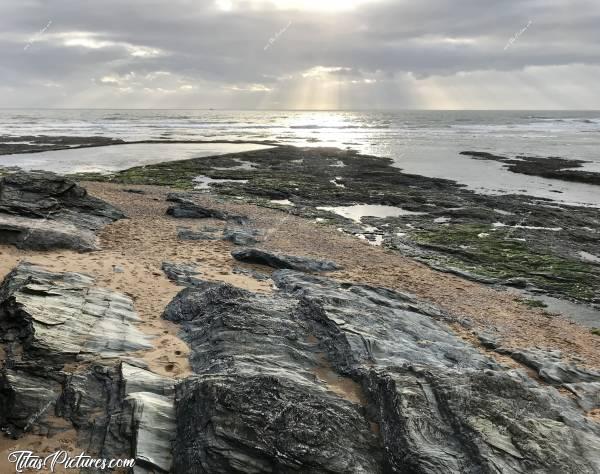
[174,374,382,473]
[161,261,205,287]
[232,248,341,273]
[222,227,260,246]
[0,263,175,473]
[167,201,247,225]
[0,171,124,251]
[501,348,600,385]
[3,258,600,473]
[163,279,383,473]
[564,382,600,412]
[0,263,152,363]
[166,192,196,203]
[161,269,600,473]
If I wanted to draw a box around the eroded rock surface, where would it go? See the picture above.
[161,261,205,287]
[222,227,259,246]
[162,269,600,473]
[0,263,174,473]
[166,200,247,225]
[232,248,341,273]
[0,171,124,251]
[2,261,600,473]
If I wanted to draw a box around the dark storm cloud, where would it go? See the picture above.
[0,0,599,107]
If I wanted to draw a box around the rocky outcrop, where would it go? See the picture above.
[495,347,600,414]
[161,261,206,287]
[0,171,123,251]
[460,151,600,186]
[0,263,174,473]
[166,200,247,225]
[2,261,600,473]
[162,268,600,473]
[231,248,341,273]
[222,227,259,246]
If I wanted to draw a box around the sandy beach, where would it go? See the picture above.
[1,180,597,372]
[1,169,598,472]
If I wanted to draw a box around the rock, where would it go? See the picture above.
[174,374,382,473]
[231,248,341,273]
[0,214,99,251]
[222,227,259,246]
[0,264,176,473]
[500,348,600,385]
[3,259,600,472]
[0,263,152,362]
[167,201,247,225]
[163,278,383,473]
[161,268,600,472]
[477,332,501,349]
[232,265,270,281]
[461,151,600,186]
[504,277,531,289]
[0,171,124,251]
[427,263,500,284]
[161,261,205,287]
[123,188,146,195]
[165,192,195,203]
[564,382,600,412]
[120,363,176,472]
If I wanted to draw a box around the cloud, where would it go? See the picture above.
[0,0,599,108]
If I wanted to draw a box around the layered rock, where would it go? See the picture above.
[0,171,124,251]
[166,199,247,225]
[2,261,599,473]
[222,227,260,246]
[231,248,341,273]
[0,263,174,473]
[162,269,600,473]
[161,261,206,287]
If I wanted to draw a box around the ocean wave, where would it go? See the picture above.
[288,124,390,130]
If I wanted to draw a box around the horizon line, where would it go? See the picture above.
[1,107,599,112]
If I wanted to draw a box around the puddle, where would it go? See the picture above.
[491,222,563,232]
[510,289,600,328]
[358,234,384,246]
[317,204,425,223]
[270,199,294,206]
[0,142,273,174]
[330,177,346,188]
[330,160,346,168]
[579,251,600,264]
[494,209,514,216]
[194,176,248,190]
[213,158,258,170]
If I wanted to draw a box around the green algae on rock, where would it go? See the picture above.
[74,145,600,305]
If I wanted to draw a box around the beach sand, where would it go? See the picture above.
[1,180,598,467]
[1,181,598,371]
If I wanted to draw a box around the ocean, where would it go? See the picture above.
[1,109,599,206]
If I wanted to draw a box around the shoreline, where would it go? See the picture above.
[0,135,280,157]
[57,144,600,308]
[1,180,597,368]
[1,171,599,471]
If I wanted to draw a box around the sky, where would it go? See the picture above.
[1,0,599,109]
